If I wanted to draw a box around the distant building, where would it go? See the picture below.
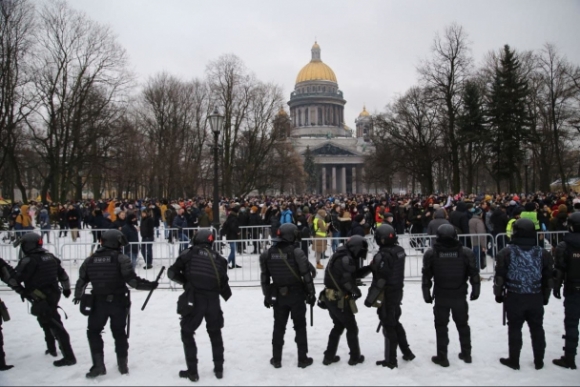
[282,42,374,194]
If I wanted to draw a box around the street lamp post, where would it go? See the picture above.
[399,179,402,196]
[77,170,84,201]
[524,164,529,196]
[208,106,224,236]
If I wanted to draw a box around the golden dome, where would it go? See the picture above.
[295,42,337,84]
[277,107,287,116]
[359,106,370,117]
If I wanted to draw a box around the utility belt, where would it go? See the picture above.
[323,287,358,314]
[81,291,130,316]
[272,283,303,298]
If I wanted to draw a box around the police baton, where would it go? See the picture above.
[376,321,382,333]
[310,303,313,327]
[502,290,507,326]
[141,266,165,311]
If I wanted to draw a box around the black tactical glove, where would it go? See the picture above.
[263,295,272,309]
[307,293,316,306]
[553,287,561,299]
[495,295,504,304]
[470,284,480,301]
[422,287,433,304]
[62,289,71,298]
[350,287,362,300]
[72,298,81,305]
[364,299,373,308]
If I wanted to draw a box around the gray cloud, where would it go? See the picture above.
[69,0,580,126]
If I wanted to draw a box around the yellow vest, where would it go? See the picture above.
[313,218,327,237]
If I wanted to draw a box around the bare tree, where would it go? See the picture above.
[27,0,132,202]
[206,54,288,197]
[418,23,473,193]
[372,87,443,194]
[138,73,209,198]
[0,0,36,201]
[536,43,580,191]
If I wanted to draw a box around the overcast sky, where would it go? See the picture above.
[68,0,580,127]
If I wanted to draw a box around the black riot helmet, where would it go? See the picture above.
[512,218,536,239]
[569,212,580,233]
[192,229,215,246]
[436,224,458,242]
[13,232,44,255]
[100,229,129,250]
[276,223,300,243]
[374,224,397,246]
[346,235,368,260]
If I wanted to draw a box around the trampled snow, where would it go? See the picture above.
[1,281,577,386]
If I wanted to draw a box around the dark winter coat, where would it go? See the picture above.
[348,221,365,237]
[490,208,508,234]
[449,202,470,234]
[223,212,240,241]
[122,218,140,255]
[140,216,155,239]
[427,209,450,236]
[66,209,80,229]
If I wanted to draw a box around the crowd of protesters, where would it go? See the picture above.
[1,191,579,270]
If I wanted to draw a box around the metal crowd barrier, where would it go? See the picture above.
[1,229,568,291]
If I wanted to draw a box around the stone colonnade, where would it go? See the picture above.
[319,164,362,194]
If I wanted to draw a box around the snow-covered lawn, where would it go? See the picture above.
[1,281,577,386]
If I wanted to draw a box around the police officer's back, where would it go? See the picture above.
[168,229,231,382]
[494,218,553,370]
[74,229,158,378]
[553,212,580,369]
[260,223,316,369]
[322,235,369,366]
[365,224,415,368]
[13,232,76,367]
[422,224,480,367]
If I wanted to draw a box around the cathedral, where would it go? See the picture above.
[284,42,374,194]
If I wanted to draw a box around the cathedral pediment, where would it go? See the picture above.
[309,142,358,156]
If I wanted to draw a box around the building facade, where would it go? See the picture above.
[285,42,374,194]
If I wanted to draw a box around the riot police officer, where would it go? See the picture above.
[13,232,76,367]
[364,224,415,369]
[322,235,369,367]
[74,229,158,378]
[168,229,232,382]
[0,257,27,371]
[552,212,580,369]
[494,218,553,370]
[422,224,480,367]
[260,223,316,369]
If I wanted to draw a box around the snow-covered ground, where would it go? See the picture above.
[1,281,577,386]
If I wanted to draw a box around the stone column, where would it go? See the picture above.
[352,165,357,193]
[321,166,326,194]
[332,166,337,192]
[341,166,346,194]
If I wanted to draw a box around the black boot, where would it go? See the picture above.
[499,357,520,370]
[459,352,472,364]
[117,356,129,375]
[322,355,340,365]
[179,370,199,382]
[401,347,416,361]
[376,359,397,369]
[54,356,76,367]
[86,353,106,378]
[431,355,450,367]
[0,356,14,371]
[297,357,313,368]
[553,354,577,370]
[348,355,365,366]
[45,349,57,357]
[270,357,282,369]
[214,363,223,379]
